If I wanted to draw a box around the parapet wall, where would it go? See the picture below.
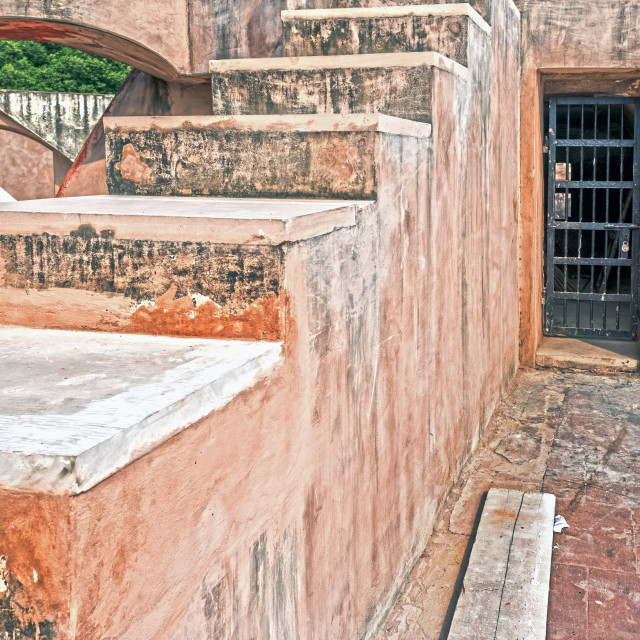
[0,91,113,161]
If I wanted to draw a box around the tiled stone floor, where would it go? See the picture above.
[377,368,640,640]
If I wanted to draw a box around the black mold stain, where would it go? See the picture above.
[0,564,58,640]
[0,235,284,311]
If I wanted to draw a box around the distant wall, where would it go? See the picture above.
[0,91,111,199]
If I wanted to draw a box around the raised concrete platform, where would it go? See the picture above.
[209,52,467,124]
[104,114,431,198]
[0,195,368,244]
[536,336,639,373]
[0,326,282,494]
[282,5,489,62]
[448,488,555,640]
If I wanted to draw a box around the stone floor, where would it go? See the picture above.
[377,367,640,640]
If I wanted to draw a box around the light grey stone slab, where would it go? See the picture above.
[0,326,282,494]
[448,488,555,640]
[0,195,369,244]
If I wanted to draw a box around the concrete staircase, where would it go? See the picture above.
[0,2,520,639]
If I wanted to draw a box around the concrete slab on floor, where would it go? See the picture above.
[536,336,639,373]
[0,325,282,494]
[376,369,640,640]
[448,489,555,640]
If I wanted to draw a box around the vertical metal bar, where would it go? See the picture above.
[546,99,558,333]
[591,128,596,326]
[632,100,640,337]
[616,265,621,331]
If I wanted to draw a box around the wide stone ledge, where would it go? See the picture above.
[0,195,367,245]
[0,326,282,494]
[104,114,431,199]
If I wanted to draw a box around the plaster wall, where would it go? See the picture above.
[0,129,70,200]
[517,0,640,364]
[58,71,212,198]
[0,1,520,638]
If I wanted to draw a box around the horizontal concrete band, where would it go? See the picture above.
[104,113,433,139]
[280,3,491,35]
[0,196,370,244]
[0,326,283,494]
[208,50,468,79]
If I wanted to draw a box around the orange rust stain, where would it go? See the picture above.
[129,285,284,341]
[0,489,71,637]
[115,143,151,183]
[494,510,516,518]
[0,286,284,340]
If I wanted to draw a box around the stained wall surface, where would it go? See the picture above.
[517,0,640,364]
[0,1,521,638]
[0,91,113,161]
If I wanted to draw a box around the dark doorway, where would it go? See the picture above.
[544,97,639,339]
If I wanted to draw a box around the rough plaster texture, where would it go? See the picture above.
[58,71,213,199]
[0,0,521,637]
[0,91,113,160]
[287,0,492,24]
[281,5,487,62]
[517,0,640,365]
[0,196,367,340]
[104,114,431,199]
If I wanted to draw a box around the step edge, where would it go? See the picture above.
[208,51,468,79]
[0,200,371,244]
[0,335,284,495]
[103,113,433,139]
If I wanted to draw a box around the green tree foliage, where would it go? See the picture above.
[0,40,131,94]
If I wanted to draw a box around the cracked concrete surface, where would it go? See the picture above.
[377,367,640,640]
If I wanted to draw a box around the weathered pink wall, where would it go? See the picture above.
[0,129,70,200]
[517,0,640,364]
[1,1,521,637]
[58,71,212,198]
[70,2,517,638]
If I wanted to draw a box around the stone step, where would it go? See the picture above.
[281,4,489,62]
[0,326,283,493]
[285,0,491,24]
[0,195,369,340]
[103,114,431,199]
[209,52,466,124]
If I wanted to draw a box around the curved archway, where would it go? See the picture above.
[0,18,183,80]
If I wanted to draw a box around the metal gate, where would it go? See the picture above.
[545,97,640,339]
